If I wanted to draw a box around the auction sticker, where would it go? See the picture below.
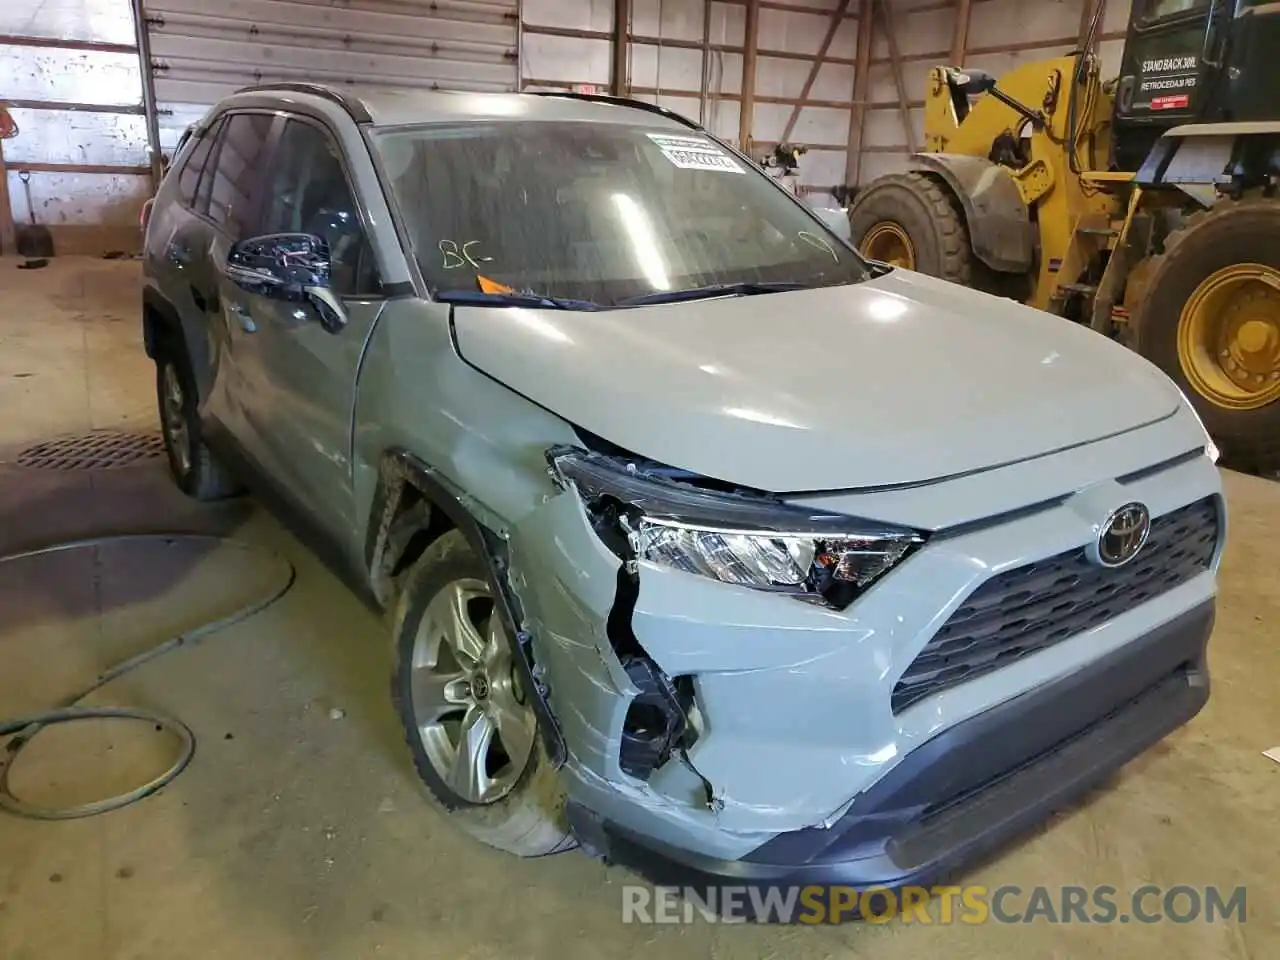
[647,133,745,173]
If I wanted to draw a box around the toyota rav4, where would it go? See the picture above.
[140,82,1225,914]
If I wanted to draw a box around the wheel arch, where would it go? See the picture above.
[908,153,1036,274]
[142,284,215,400]
[365,448,568,767]
[142,285,181,360]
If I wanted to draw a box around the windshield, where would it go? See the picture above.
[374,120,869,308]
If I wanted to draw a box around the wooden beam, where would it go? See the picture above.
[626,85,878,111]
[845,0,874,185]
[876,0,918,154]
[739,0,760,151]
[0,33,137,55]
[760,0,855,14]
[612,0,631,95]
[950,0,973,66]
[7,161,151,176]
[4,98,146,115]
[780,0,854,144]
[0,136,15,256]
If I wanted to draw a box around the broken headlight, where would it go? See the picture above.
[549,448,925,609]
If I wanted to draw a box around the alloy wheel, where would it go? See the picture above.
[409,578,537,805]
[161,363,192,475]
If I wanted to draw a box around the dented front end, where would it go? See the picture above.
[504,444,936,861]
[502,432,1221,872]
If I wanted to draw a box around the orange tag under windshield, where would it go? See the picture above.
[477,275,515,294]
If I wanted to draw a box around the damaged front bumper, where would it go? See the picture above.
[505,436,1222,881]
[578,598,1212,899]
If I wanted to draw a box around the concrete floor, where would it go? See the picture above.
[0,257,1276,959]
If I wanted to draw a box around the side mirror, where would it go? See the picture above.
[226,233,348,333]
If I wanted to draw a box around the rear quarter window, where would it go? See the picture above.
[176,119,222,210]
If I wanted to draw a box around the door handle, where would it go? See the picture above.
[228,302,256,333]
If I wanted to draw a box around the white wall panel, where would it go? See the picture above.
[858,150,910,183]
[631,42,707,90]
[862,105,922,148]
[146,0,518,147]
[753,56,852,100]
[871,4,952,60]
[6,171,144,226]
[867,61,929,104]
[3,109,150,167]
[753,102,848,145]
[703,95,740,143]
[1,46,142,105]
[520,33,613,88]
[0,0,136,44]
[758,6,851,55]
[633,0,707,41]
[522,0,613,33]
[967,0,1079,52]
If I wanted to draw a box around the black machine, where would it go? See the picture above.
[1112,0,1280,170]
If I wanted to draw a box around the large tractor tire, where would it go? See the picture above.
[847,172,974,285]
[1131,194,1280,472]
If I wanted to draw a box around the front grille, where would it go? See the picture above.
[891,496,1219,714]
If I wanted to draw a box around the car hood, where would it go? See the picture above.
[451,269,1182,492]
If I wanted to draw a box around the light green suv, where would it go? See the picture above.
[141,82,1224,920]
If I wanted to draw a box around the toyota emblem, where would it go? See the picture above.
[1094,502,1151,567]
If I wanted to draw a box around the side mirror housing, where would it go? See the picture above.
[226,233,348,333]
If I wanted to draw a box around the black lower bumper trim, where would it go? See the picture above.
[588,600,1214,919]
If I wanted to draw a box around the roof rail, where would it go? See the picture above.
[524,90,703,132]
[233,82,373,123]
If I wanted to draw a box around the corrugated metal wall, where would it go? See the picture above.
[142,0,521,150]
[1,0,151,254]
[2,0,1131,246]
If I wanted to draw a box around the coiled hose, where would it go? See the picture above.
[0,534,295,820]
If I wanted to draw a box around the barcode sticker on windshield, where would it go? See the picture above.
[647,133,745,174]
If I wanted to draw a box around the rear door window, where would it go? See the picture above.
[176,118,223,210]
[205,112,277,241]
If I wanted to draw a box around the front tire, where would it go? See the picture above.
[154,336,240,500]
[1131,194,1280,472]
[391,530,576,857]
[847,172,973,284]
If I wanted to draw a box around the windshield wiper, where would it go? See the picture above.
[616,281,810,307]
[434,289,601,311]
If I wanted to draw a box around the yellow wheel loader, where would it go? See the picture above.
[847,0,1280,471]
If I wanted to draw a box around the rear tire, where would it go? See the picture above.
[154,333,241,500]
[391,530,576,857]
[847,172,973,285]
[1131,194,1280,473]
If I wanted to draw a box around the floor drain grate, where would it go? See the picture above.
[15,430,166,471]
